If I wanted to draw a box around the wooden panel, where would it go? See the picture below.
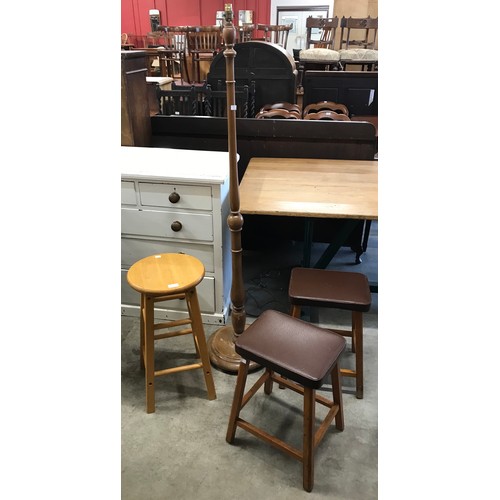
[138,182,212,210]
[150,115,377,178]
[121,208,214,241]
[121,237,215,272]
[121,51,151,146]
[303,70,378,116]
[207,41,297,112]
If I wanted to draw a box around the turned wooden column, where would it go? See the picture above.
[207,4,258,373]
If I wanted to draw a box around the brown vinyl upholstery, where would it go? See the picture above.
[226,309,345,492]
[288,268,371,399]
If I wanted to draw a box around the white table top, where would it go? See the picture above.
[120,147,231,184]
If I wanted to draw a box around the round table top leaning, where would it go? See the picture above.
[127,253,205,295]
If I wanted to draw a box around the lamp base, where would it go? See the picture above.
[207,324,260,373]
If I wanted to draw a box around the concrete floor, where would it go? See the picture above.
[122,224,378,499]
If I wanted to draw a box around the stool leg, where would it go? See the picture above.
[353,311,364,399]
[332,364,344,430]
[291,304,301,318]
[139,294,145,370]
[144,295,156,414]
[303,387,315,492]
[185,289,216,401]
[264,368,274,394]
[351,311,356,353]
[226,360,250,443]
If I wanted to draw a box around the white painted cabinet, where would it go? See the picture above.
[121,147,232,325]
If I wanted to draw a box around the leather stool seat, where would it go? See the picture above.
[226,309,346,492]
[288,267,371,399]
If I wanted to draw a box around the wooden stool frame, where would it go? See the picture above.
[226,359,344,492]
[140,287,216,413]
[291,305,364,399]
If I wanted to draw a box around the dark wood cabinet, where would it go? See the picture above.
[121,50,151,146]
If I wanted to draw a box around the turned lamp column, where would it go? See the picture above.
[207,4,258,373]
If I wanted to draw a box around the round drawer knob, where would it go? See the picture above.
[171,221,182,232]
[169,192,180,203]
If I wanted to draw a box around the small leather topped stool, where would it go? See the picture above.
[226,309,346,492]
[288,267,371,399]
[127,253,216,413]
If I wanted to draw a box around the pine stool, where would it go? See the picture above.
[127,253,216,413]
[226,309,346,492]
[288,267,371,399]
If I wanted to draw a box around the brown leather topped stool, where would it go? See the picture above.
[226,309,346,492]
[288,267,371,399]
[127,253,216,413]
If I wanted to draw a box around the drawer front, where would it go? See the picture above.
[122,269,215,313]
[121,208,213,241]
[138,182,212,210]
[121,181,137,205]
[121,238,214,273]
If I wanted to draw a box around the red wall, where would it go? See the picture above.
[121,0,271,36]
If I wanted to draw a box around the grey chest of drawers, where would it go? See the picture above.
[121,147,231,325]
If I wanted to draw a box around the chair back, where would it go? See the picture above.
[257,24,292,48]
[260,102,302,117]
[156,86,198,115]
[203,83,250,118]
[305,17,339,50]
[303,110,350,121]
[238,23,255,43]
[255,109,299,119]
[340,16,378,49]
[187,26,223,55]
[303,101,349,117]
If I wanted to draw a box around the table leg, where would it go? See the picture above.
[313,219,359,269]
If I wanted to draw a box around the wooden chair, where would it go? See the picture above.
[237,23,255,43]
[203,83,250,118]
[339,17,378,71]
[187,26,223,83]
[288,268,372,399]
[156,85,198,116]
[131,47,168,77]
[257,24,292,49]
[255,108,300,119]
[303,110,350,121]
[304,16,339,50]
[160,26,190,83]
[303,101,349,117]
[207,79,257,118]
[260,101,302,116]
[339,16,378,49]
[226,309,346,492]
[126,253,217,413]
[298,17,341,89]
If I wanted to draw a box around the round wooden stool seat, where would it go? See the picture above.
[288,267,371,399]
[127,253,216,413]
[127,252,204,295]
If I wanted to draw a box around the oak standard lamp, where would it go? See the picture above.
[207,4,257,373]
